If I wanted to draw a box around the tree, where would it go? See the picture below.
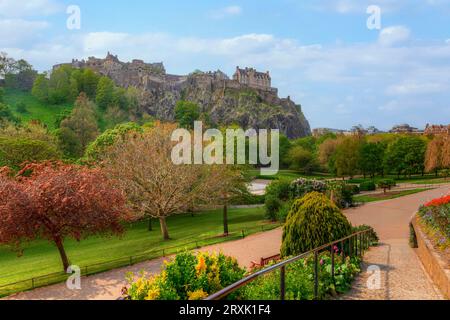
[58,93,99,158]
[334,136,362,178]
[318,137,339,173]
[425,135,444,175]
[359,141,386,178]
[0,52,17,78]
[0,162,129,271]
[0,137,60,169]
[32,74,49,102]
[48,66,71,104]
[0,103,19,126]
[0,87,4,103]
[175,101,200,129]
[279,134,292,168]
[81,68,100,99]
[5,59,37,91]
[96,76,115,109]
[103,122,227,240]
[281,192,352,256]
[384,136,427,178]
[288,145,315,173]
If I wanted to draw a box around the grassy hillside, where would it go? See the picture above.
[3,88,73,130]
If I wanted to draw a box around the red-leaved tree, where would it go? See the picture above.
[0,162,129,271]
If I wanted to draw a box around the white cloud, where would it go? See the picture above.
[0,19,49,46]
[3,29,450,130]
[208,5,242,19]
[378,26,411,47]
[0,0,63,17]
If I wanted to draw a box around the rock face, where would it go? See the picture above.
[55,53,311,138]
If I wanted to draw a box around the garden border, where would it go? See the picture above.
[411,215,449,299]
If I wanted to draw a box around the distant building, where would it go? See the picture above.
[233,67,273,91]
[424,124,450,135]
[389,124,421,134]
[312,128,346,136]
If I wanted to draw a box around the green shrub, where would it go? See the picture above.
[242,253,361,300]
[276,200,293,222]
[281,192,353,256]
[265,195,282,221]
[0,137,61,169]
[124,251,245,300]
[352,225,379,246]
[378,179,396,193]
[265,180,291,201]
[290,178,327,199]
[326,181,356,208]
[359,181,376,191]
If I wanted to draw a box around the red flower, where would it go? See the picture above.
[424,195,450,207]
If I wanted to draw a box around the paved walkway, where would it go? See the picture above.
[5,186,448,300]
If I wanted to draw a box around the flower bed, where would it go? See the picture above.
[418,195,450,250]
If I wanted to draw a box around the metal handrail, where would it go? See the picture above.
[205,229,373,300]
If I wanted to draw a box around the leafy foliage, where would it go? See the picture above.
[359,181,376,191]
[243,253,361,300]
[124,251,245,300]
[281,192,352,256]
[0,161,129,271]
[175,100,200,129]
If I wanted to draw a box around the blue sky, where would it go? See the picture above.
[1,0,450,130]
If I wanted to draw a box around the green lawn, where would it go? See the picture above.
[347,174,447,185]
[353,188,431,203]
[0,206,272,289]
[4,88,73,130]
[247,169,333,182]
[412,178,450,185]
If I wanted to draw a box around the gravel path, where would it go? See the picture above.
[5,186,448,300]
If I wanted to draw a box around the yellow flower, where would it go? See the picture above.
[145,287,160,300]
[188,289,209,300]
[196,254,207,275]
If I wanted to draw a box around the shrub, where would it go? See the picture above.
[265,195,282,221]
[281,192,353,256]
[290,178,327,199]
[242,253,361,300]
[276,200,293,222]
[0,137,61,169]
[124,251,245,300]
[265,180,291,201]
[360,181,376,191]
[352,225,379,246]
[378,179,396,193]
[16,102,27,114]
[326,180,356,208]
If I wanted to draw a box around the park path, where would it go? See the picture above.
[5,186,448,300]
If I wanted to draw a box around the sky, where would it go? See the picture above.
[1,0,450,131]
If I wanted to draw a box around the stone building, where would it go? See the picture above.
[390,124,422,134]
[424,124,450,135]
[233,67,272,91]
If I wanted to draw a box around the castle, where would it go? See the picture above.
[54,53,278,94]
[233,67,273,92]
[424,124,450,135]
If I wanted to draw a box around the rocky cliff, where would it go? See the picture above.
[57,54,311,138]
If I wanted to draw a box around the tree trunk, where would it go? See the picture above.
[148,218,153,231]
[223,204,229,236]
[159,217,170,240]
[54,237,70,272]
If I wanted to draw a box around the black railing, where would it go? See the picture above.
[205,229,374,300]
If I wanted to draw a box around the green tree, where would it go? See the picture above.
[359,141,386,178]
[0,103,19,126]
[31,74,49,102]
[0,137,60,169]
[175,100,200,129]
[58,93,99,158]
[0,87,4,103]
[96,76,115,109]
[48,66,71,104]
[279,134,292,168]
[288,145,315,174]
[84,122,143,162]
[281,192,352,256]
[4,59,37,91]
[334,136,362,178]
[81,68,100,99]
[384,136,427,178]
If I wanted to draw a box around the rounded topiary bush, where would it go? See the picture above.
[281,192,353,257]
